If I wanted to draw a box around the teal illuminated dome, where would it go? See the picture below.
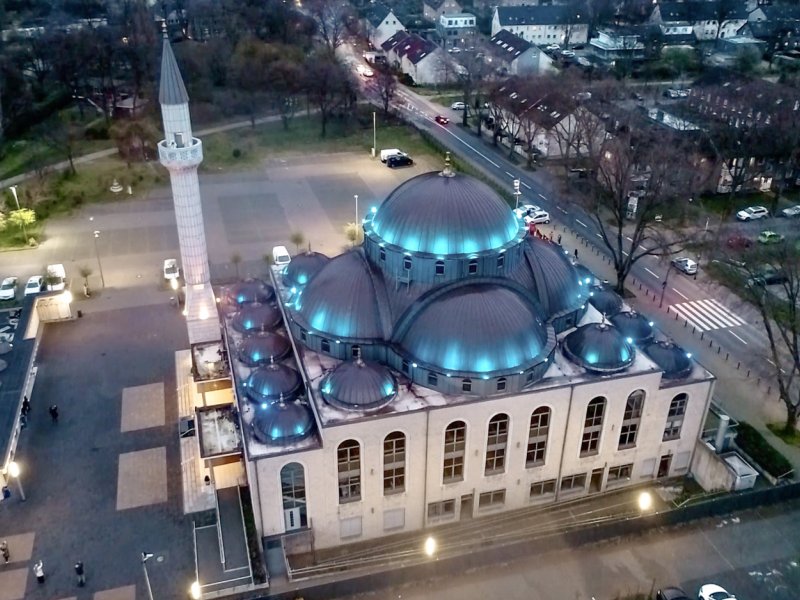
[238,333,292,367]
[397,284,548,374]
[522,238,588,318]
[226,279,275,306]
[294,250,384,340]
[284,251,330,288]
[320,360,397,410]
[370,172,519,255]
[562,322,635,374]
[588,286,623,316]
[232,303,282,334]
[252,399,314,445]
[610,311,654,345]
[245,363,303,404]
[643,340,693,379]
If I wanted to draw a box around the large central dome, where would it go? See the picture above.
[371,172,519,255]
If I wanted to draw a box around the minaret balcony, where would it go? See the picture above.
[158,138,203,168]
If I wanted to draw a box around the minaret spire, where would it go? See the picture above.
[158,37,220,344]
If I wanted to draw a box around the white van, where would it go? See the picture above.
[272,246,291,266]
[380,148,406,163]
[46,264,67,291]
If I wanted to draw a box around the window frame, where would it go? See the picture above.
[443,421,466,483]
[580,397,605,457]
[478,489,506,509]
[337,439,362,503]
[484,414,509,475]
[383,431,406,495]
[663,393,688,441]
[529,479,556,498]
[526,407,550,468]
[618,390,645,450]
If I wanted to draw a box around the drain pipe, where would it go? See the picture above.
[422,407,430,526]
[554,385,576,502]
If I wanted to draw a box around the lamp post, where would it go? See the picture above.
[354,194,359,228]
[8,461,25,501]
[93,230,105,288]
[513,179,521,210]
[372,111,376,158]
[141,552,154,600]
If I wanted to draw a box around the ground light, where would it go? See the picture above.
[171,278,179,291]
[190,580,201,599]
[8,460,25,501]
[638,491,653,512]
[423,536,436,557]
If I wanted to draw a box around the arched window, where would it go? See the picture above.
[619,390,645,449]
[435,260,445,275]
[280,463,307,530]
[468,258,478,274]
[496,377,507,392]
[443,421,466,483]
[580,397,605,457]
[403,256,412,270]
[526,407,550,467]
[485,414,509,475]
[663,393,688,441]
[337,440,361,503]
[383,432,406,494]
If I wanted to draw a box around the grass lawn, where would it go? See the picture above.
[427,93,463,107]
[0,137,113,181]
[699,190,777,216]
[767,422,800,447]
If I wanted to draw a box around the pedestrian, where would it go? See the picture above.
[1,540,9,564]
[21,396,30,416]
[557,234,562,245]
[74,561,86,586]
[33,559,45,583]
[574,248,579,260]
[49,405,59,423]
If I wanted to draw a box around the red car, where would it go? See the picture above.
[726,232,753,250]
[434,115,449,125]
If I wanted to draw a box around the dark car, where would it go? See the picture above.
[434,115,449,125]
[747,266,789,287]
[387,155,413,168]
[655,587,691,600]
[726,232,753,250]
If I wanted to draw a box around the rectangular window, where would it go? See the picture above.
[321,339,330,353]
[607,463,633,483]
[402,359,409,374]
[485,416,508,475]
[443,424,466,483]
[339,516,362,539]
[618,392,644,450]
[379,247,386,261]
[663,394,687,441]
[337,442,361,503]
[427,372,438,387]
[427,499,456,520]
[383,508,405,531]
[580,399,605,457]
[300,328,307,342]
[497,254,505,269]
[526,409,550,468]
[530,479,556,498]
[383,434,406,494]
[478,489,506,509]
[560,473,587,492]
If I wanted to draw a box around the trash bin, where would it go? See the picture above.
[77,310,83,318]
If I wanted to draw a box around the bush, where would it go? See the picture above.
[232,148,242,158]
[84,118,110,140]
[735,421,792,478]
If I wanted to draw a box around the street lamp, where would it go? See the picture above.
[93,230,106,288]
[637,491,653,512]
[141,552,154,600]
[513,179,521,210]
[354,194,359,227]
[7,461,26,501]
[372,111,377,158]
[8,185,20,210]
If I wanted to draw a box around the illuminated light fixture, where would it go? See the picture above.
[170,278,179,291]
[215,296,220,303]
[335,340,341,344]
[638,491,653,512]
[182,309,188,316]
[291,287,297,294]
[581,305,586,309]
[261,402,268,409]
[686,352,693,359]
[371,206,377,213]
[411,363,418,368]
[648,321,654,327]
[626,337,633,344]
[482,375,489,380]
[199,307,209,320]
[590,292,595,297]
[62,290,73,304]
[424,536,437,557]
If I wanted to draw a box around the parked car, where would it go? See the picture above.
[272,245,291,266]
[780,204,800,218]
[448,47,461,54]
[513,204,541,220]
[655,587,691,600]
[45,264,66,291]
[0,277,18,301]
[434,115,449,125]
[387,154,414,168]
[757,230,784,244]
[736,205,769,221]
[24,275,44,296]
[698,583,736,600]
[726,232,752,250]
[450,101,467,110]
[380,148,406,163]
[747,266,788,287]
[163,258,180,280]
[525,209,550,224]
[560,49,576,58]
[361,67,374,77]
[545,43,560,51]
[671,257,697,275]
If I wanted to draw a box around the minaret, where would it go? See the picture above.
[158,32,220,344]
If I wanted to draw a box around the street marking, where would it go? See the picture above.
[558,207,568,215]
[505,171,515,178]
[672,288,689,300]
[538,193,546,200]
[670,299,745,331]
[622,251,629,256]
[730,331,748,345]
[438,127,501,168]
[626,236,633,242]
[521,181,531,190]
[576,219,588,228]
[644,268,659,278]
[596,233,602,238]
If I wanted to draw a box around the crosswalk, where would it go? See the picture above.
[670,299,746,331]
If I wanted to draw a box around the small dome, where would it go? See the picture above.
[574,264,598,287]
[245,363,303,404]
[252,400,314,445]
[294,250,384,340]
[610,311,654,344]
[321,360,397,410]
[588,286,623,317]
[643,340,694,379]
[284,252,330,288]
[399,284,547,374]
[237,333,292,367]
[226,280,275,306]
[523,238,588,317]
[370,172,519,255]
[232,303,282,334]
[562,322,634,373]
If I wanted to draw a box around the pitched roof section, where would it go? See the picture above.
[496,4,588,27]
[657,1,748,23]
[395,33,438,64]
[382,29,410,52]
[365,2,392,28]
[159,37,189,105]
[490,29,533,61]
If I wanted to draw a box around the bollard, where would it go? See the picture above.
[737,362,740,370]
[684,320,687,328]
[747,369,750,377]
[768,386,772,395]
[717,346,721,355]
[725,353,729,361]
[700,332,704,340]
[675,312,678,320]
[692,326,696,334]
[639,283,642,291]
[709,339,712,348]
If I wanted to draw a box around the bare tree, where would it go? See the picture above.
[306,0,351,55]
[304,52,353,136]
[375,63,397,118]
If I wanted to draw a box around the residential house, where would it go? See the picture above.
[437,12,477,49]
[491,5,590,47]
[423,0,463,22]
[649,1,749,42]
[747,4,800,54]
[589,28,647,65]
[489,29,554,76]
[363,3,405,49]
[384,31,448,84]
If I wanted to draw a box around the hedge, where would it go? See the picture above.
[736,421,793,478]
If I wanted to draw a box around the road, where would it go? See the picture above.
[334,501,800,600]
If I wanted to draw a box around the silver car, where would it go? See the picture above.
[780,204,800,218]
[736,206,769,221]
[0,277,18,301]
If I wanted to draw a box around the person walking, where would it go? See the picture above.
[1,540,9,564]
[33,559,45,583]
[49,405,59,423]
[574,248,579,260]
[21,396,30,416]
[74,561,86,586]
[557,234,562,245]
